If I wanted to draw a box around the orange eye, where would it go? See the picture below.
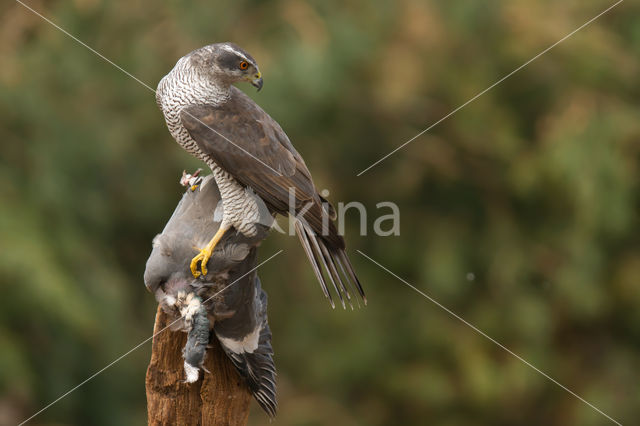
[239,61,249,70]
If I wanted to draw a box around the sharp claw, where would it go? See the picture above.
[200,256,208,276]
[189,226,228,278]
[190,246,213,278]
[190,256,202,278]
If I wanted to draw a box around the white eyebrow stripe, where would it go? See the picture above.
[220,45,251,63]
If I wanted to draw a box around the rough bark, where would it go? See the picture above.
[146,306,251,426]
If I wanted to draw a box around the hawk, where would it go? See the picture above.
[156,43,365,308]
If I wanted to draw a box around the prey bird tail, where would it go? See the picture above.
[294,218,366,309]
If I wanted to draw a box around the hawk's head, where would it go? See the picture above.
[189,42,263,91]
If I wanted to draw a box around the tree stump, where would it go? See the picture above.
[145,307,251,426]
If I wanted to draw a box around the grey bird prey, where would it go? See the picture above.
[156,42,365,308]
[145,174,277,416]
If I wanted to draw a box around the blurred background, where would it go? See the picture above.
[1,0,639,425]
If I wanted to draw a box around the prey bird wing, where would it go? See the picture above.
[180,87,365,307]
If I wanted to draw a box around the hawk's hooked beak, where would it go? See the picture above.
[251,72,263,91]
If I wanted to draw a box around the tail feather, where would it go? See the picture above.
[317,238,353,309]
[219,327,277,417]
[334,252,361,309]
[337,249,366,305]
[294,220,335,307]
[294,217,366,308]
[303,222,346,308]
[216,281,277,417]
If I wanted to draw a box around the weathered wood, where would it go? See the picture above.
[146,306,251,426]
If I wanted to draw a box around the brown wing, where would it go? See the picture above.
[180,87,365,308]
[180,87,322,215]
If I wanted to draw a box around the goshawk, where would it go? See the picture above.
[156,42,365,307]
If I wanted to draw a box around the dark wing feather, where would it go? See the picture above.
[180,88,365,305]
[180,87,317,214]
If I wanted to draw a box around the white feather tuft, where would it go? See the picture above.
[217,325,261,354]
[184,361,200,383]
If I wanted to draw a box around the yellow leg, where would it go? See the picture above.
[190,226,228,278]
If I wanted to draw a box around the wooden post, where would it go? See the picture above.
[145,307,251,426]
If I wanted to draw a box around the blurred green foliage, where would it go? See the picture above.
[1,0,639,425]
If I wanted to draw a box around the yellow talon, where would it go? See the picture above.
[190,249,209,278]
[190,185,199,191]
[190,225,229,278]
